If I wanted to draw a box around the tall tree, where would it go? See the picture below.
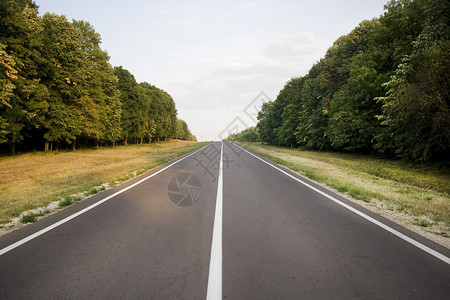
[256,0,449,162]
[326,20,387,153]
[0,43,16,143]
[73,20,122,146]
[0,1,49,154]
[377,0,450,161]
[257,101,277,145]
[295,61,331,150]
[175,118,194,140]
[0,2,191,153]
[114,66,140,145]
[40,13,88,150]
[147,84,177,141]
[277,77,304,147]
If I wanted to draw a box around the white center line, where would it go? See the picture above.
[206,141,223,300]
[0,144,210,257]
[233,142,450,265]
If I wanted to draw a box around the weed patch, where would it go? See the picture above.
[59,197,73,207]
[20,209,49,223]
[414,219,433,228]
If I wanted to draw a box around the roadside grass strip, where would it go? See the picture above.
[0,144,210,256]
[233,142,450,265]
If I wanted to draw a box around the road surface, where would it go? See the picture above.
[0,141,449,299]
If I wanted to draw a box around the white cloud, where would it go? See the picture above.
[265,31,326,59]
[167,30,329,140]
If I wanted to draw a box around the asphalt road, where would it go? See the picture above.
[0,141,449,299]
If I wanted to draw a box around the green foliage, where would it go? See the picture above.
[256,0,450,162]
[275,77,304,147]
[145,83,178,142]
[59,196,73,207]
[376,0,450,161]
[0,1,48,154]
[176,119,195,141]
[413,219,433,228]
[114,66,140,144]
[20,212,38,223]
[0,2,194,153]
[227,126,260,142]
[294,63,331,151]
[257,102,278,144]
[20,209,47,223]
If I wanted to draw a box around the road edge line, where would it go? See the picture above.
[0,143,211,257]
[233,142,450,265]
[206,141,223,300]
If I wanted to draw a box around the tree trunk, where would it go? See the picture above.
[45,141,49,152]
[10,142,15,156]
[72,140,76,151]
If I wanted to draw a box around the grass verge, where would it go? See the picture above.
[237,142,450,232]
[0,140,209,225]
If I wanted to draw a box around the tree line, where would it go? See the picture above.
[227,126,260,143]
[0,0,195,155]
[255,0,449,162]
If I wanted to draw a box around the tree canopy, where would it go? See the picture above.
[0,0,194,154]
[256,0,449,162]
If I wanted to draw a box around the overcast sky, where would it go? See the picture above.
[36,0,388,141]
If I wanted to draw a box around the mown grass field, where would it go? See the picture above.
[237,142,450,232]
[0,140,208,225]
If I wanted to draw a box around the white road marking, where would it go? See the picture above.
[206,141,223,300]
[233,143,450,265]
[0,144,211,257]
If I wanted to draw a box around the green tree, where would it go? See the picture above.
[257,101,277,144]
[114,66,141,144]
[39,13,90,150]
[326,19,388,153]
[276,77,304,147]
[295,62,331,150]
[0,0,192,153]
[73,20,122,146]
[147,84,177,141]
[175,118,195,141]
[377,0,450,161]
[0,43,17,143]
[239,127,260,142]
[0,1,50,154]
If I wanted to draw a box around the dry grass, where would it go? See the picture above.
[0,140,208,224]
[238,142,450,231]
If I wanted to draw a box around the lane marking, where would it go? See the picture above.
[206,141,223,300]
[232,143,450,265]
[0,144,211,257]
